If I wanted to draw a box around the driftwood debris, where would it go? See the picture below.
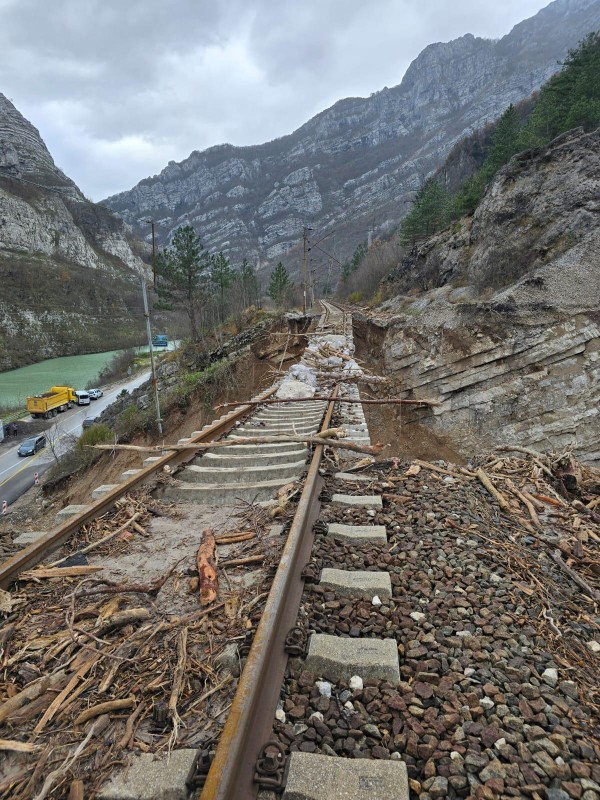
[198,528,218,605]
[168,627,188,731]
[68,780,84,800]
[0,669,67,725]
[551,550,600,602]
[21,566,104,580]
[50,512,144,567]
[215,531,256,545]
[0,739,38,752]
[476,468,512,513]
[94,435,384,457]
[214,395,438,411]
[74,697,135,728]
[94,608,151,637]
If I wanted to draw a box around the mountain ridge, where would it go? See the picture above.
[0,93,149,371]
[103,0,600,283]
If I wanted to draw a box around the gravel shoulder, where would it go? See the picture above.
[268,454,600,800]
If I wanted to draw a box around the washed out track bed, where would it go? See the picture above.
[1,301,599,800]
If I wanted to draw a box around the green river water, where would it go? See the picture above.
[0,343,176,412]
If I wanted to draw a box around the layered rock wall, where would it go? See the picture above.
[0,93,148,371]
[374,127,600,464]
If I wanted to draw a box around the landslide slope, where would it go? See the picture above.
[372,127,600,464]
[0,93,148,371]
[103,0,600,281]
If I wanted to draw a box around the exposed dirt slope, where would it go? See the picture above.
[366,127,600,465]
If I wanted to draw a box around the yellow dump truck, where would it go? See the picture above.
[26,386,77,419]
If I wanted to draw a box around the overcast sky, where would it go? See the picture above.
[0,0,551,200]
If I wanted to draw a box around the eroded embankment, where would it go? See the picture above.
[352,316,465,463]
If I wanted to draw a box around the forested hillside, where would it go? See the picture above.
[399,32,600,247]
[340,31,600,300]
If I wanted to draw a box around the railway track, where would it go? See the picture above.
[197,301,408,800]
[1,302,599,800]
[1,300,404,799]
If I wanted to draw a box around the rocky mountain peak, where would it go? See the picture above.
[103,0,600,283]
[0,93,73,186]
[0,95,150,370]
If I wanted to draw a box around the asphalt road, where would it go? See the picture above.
[0,370,150,510]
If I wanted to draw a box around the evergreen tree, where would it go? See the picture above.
[238,258,259,308]
[211,251,235,322]
[341,241,368,281]
[400,179,449,244]
[155,225,210,342]
[448,106,522,219]
[400,32,600,240]
[483,104,521,176]
[521,32,600,145]
[267,262,292,307]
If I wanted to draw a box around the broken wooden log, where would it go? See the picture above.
[168,627,188,726]
[214,395,438,410]
[20,566,104,580]
[93,435,385,457]
[476,468,512,513]
[214,531,256,545]
[0,669,67,725]
[49,512,143,567]
[198,528,218,605]
[94,608,151,637]
[0,739,38,752]
[74,696,135,728]
[551,550,600,601]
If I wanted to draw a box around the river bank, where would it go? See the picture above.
[0,342,178,413]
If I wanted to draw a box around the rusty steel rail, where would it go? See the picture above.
[200,386,338,800]
[0,387,276,589]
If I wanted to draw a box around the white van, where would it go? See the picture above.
[74,390,90,406]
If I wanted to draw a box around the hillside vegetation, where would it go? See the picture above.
[400,32,600,245]
[339,31,600,301]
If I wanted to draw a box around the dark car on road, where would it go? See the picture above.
[17,434,47,456]
[82,416,101,429]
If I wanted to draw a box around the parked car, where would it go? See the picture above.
[88,388,104,400]
[17,434,47,456]
[74,390,90,406]
[82,416,101,429]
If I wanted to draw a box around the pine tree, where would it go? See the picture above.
[267,262,292,307]
[400,179,449,244]
[522,32,600,145]
[211,251,235,322]
[238,258,259,308]
[483,104,521,175]
[341,242,368,282]
[155,225,210,342]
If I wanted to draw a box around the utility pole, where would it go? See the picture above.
[140,274,163,435]
[302,226,312,314]
[146,219,156,289]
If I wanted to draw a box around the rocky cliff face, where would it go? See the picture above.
[0,94,148,372]
[103,0,600,283]
[368,127,600,465]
